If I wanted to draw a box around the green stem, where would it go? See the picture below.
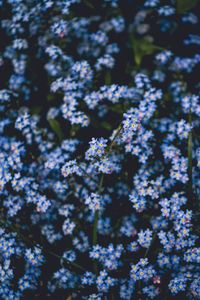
[92,211,99,245]
[92,175,104,246]
[105,70,111,85]
[144,232,156,258]
[92,124,122,273]
[79,165,98,184]
[137,232,157,291]
[107,125,122,155]
[111,291,115,300]
[0,217,86,272]
[92,125,122,247]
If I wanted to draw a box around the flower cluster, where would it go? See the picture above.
[0,0,199,299]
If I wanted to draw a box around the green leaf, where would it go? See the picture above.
[177,0,199,13]
[47,94,54,101]
[130,34,161,67]
[48,119,63,141]
[70,124,80,137]
[30,106,42,114]
[83,0,94,9]
[101,121,112,130]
